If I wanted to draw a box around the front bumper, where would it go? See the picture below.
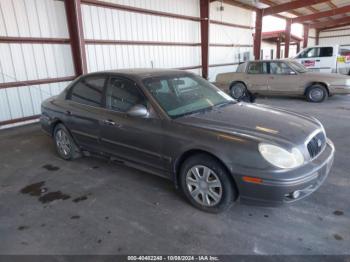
[236,139,335,206]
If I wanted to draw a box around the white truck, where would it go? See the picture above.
[294,45,350,75]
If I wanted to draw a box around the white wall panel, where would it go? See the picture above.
[0,0,72,125]
[209,46,252,81]
[319,27,350,46]
[0,81,70,122]
[210,23,253,45]
[100,0,200,17]
[82,5,200,42]
[82,3,201,74]
[0,0,69,38]
[0,43,74,83]
[86,44,201,72]
[208,3,254,82]
[210,2,254,27]
[307,29,316,47]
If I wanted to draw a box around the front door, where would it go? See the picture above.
[267,61,302,95]
[99,76,167,175]
[245,61,269,94]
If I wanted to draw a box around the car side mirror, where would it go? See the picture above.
[127,104,149,118]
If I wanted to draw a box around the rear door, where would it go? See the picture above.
[64,74,108,152]
[99,76,167,174]
[295,47,334,73]
[267,61,301,95]
[245,62,268,94]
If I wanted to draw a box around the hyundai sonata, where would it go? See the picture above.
[41,69,335,212]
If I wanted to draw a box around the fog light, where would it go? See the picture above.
[292,190,300,199]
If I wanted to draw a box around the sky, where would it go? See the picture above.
[263,15,303,37]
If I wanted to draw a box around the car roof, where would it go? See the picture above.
[82,68,194,80]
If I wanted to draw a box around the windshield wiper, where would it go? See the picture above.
[172,106,215,119]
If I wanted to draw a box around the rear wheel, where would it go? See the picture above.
[306,85,328,103]
[230,82,247,100]
[179,154,236,213]
[53,123,81,160]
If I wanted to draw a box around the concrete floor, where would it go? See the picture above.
[0,95,349,255]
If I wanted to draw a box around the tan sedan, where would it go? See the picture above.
[215,60,350,102]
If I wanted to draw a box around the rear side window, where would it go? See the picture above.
[69,76,106,107]
[247,62,267,74]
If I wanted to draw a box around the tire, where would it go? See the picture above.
[230,82,247,100]
[306,85,328,103]
[53,123,81,160]
[179,154,236,213]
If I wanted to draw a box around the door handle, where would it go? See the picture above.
[65,110,72,116]
[102,119,116,126]
[316,59,320,62]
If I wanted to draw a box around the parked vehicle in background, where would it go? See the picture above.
[294,45,350,75]
[215,60,350,103]
[41,69,334,213]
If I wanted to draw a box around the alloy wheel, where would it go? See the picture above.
[186,165,223,206]
[55,129,71,157]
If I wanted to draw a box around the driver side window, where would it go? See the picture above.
[106,77,147,113]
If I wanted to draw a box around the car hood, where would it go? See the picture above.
[175,102,322,147]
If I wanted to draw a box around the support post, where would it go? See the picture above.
[276,35,281,59]
[284,19,291,58]
[297,42,300,53]
[64,0,87,76]
[200,0,209,79]
[254,9,263,60]
[303,24,309,48]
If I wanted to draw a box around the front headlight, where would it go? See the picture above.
[259,143,304,169]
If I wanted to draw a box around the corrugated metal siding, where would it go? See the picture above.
[81,3,201,74]
[308,29,316,47]
[98,0,200,17]
[319,26,350,46]
[0,0,74,125]
[209,2,254,81]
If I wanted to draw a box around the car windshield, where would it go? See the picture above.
[143,74,235,118]
[287,61,308,73]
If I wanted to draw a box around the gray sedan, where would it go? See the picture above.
[216,60,350,102]
[41,69,334,212]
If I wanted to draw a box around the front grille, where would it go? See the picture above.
[307,132,326,158]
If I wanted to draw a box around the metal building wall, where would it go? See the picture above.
[0,0,255,126]
[319,26,350,46]
[81,0,202,75]
[208,2,254,81]
[0,0,74,126]
[308,28,316,46]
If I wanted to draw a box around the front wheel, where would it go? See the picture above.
[229,82,247,100]
[179,154,236,213]
[306,85,328,103]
